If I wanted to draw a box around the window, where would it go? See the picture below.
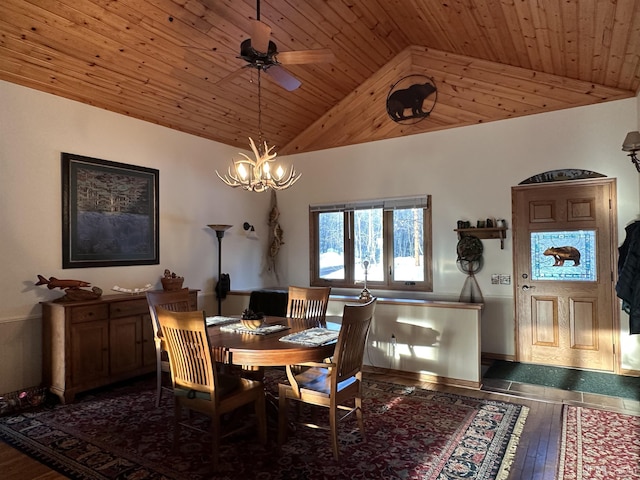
[310,195,432,292]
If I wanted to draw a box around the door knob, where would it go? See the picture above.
[522,285,536,291]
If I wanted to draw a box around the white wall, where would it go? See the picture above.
[277,98,640,370]
[1,80,639,393]
[0,81,277,393]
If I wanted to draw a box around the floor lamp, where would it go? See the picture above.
[208,224,232,315]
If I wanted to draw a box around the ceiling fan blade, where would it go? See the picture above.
[276,49,335,65]
[251,19,271,54]
[216,65,251,85]
[265,66,301,91]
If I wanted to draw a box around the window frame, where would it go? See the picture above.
[309,195,432,292]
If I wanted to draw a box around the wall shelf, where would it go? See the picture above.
[454,227,508,249]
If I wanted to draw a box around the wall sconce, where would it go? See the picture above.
[243,222,259,240]
[622,131,640,172]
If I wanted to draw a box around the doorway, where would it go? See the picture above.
[512,178,618,372]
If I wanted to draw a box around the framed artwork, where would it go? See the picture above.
[61,152,159,268]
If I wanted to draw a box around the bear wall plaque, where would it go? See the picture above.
[386,75,437,124]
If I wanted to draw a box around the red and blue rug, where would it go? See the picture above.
[558,405,640,480]
[0,372,528,479]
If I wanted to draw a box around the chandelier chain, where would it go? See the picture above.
[258,69,263,150]
[214,59,301,192]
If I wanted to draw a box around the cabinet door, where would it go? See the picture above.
[141,313,156,367]
[70,320,109,384]
[110,316,143,375]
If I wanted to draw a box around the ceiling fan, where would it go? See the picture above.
[219,0,335,91]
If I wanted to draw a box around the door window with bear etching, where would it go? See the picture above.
[530,230,597,281]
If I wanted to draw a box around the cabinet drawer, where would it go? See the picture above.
[70,304,109,323]
[110,298,149,318]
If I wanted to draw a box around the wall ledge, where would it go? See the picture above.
[227,290,483,310]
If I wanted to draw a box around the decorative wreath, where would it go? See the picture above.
[456,235,483,262]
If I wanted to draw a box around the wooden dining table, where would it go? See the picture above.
[207,316,341,368]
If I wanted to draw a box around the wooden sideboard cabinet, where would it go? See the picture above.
[42,290,198,403]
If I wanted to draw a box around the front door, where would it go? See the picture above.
[512,178,618,371]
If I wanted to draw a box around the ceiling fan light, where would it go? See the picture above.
[250,19,271,54]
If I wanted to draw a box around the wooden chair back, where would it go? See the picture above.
[146,289,194,407]
[287,286,331,327]
[155,307,218,397]
[332,298,376,387]
[277,298,377,460]
[146,288,192,339]
[156,307,267,469]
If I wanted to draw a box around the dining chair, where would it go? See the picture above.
[146,288,193,407]
[286,286,332,378]
[156,307,267,469]
[287,285,331,328]
[278,298,377,460]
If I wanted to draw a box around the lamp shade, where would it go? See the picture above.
[208,224,232,231]
[622,131,640,152]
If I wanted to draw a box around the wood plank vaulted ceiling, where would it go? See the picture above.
[1,1,639,155]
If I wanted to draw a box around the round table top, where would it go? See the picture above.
[207,316,340,367]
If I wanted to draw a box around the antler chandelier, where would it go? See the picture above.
[216,70,301,192]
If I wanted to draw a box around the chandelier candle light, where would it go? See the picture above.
[216,70,301,192]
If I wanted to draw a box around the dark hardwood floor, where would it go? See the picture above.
[1,372,638,480]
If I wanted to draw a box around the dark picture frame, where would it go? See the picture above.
[62,152,159,269]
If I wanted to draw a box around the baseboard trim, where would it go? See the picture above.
[481,352,515,363]
[363,365,481,390]
[619,367,640,377]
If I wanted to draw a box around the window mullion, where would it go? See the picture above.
[310,212,319,279]
[384,210,393,287]
[344,211,354,285]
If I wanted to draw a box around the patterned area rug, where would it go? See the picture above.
[0,372,528,480]
[558,405,640,479]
